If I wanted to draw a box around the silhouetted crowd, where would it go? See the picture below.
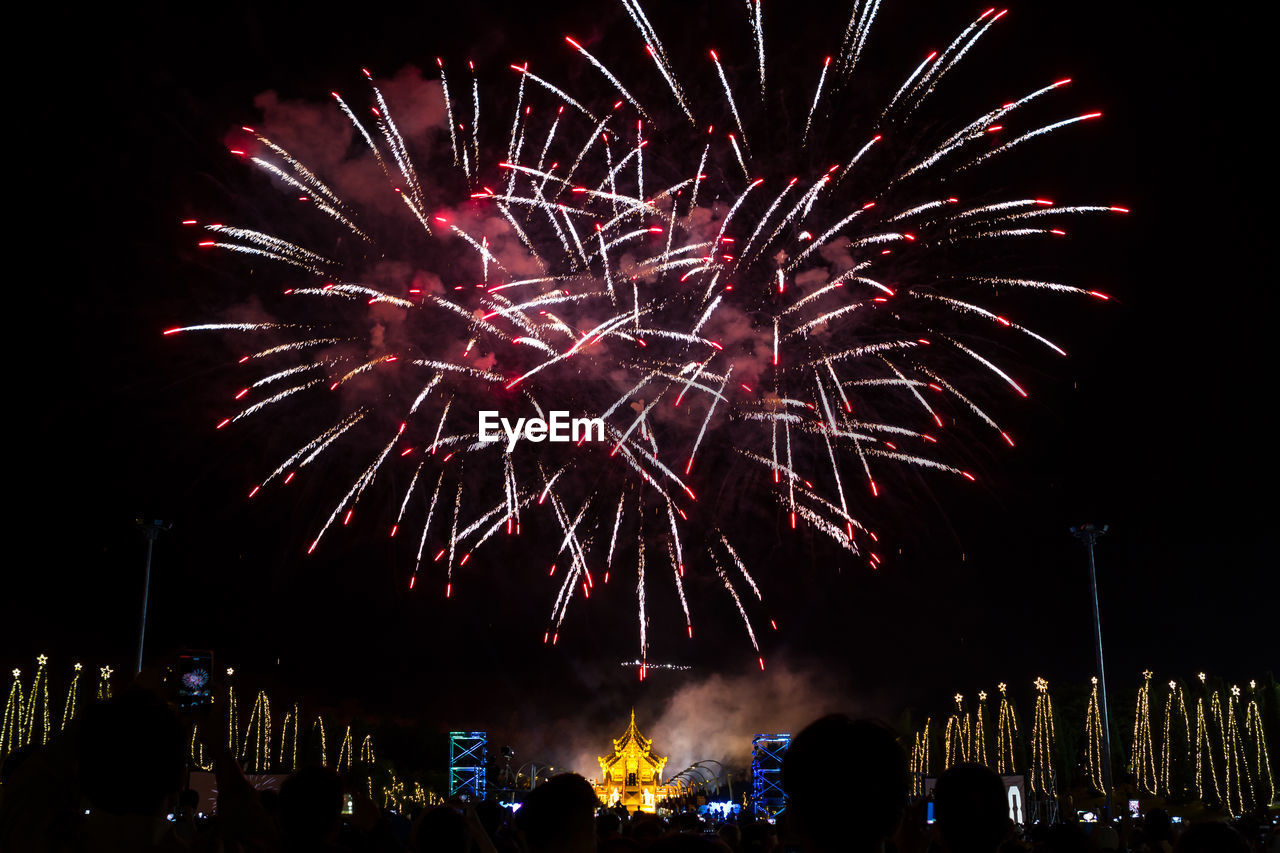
[1,687,1275,852]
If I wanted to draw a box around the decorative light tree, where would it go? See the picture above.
[1223,685,1256,815]
[1131,670,1158,795]
[1030,677,1058,798]
[1161,680,1195,802]
[337,725,354,771]
[1084,677,1106,793]
[60,663,83,732]
[24,655,52,747]
[225,668,240,757]
[279,702,301,772]
[1193,673,1224,806]
[95,665,113,701]
[243,690,272,773]
[944,693,970,769]
[909,718,931,797]
[1243,680,1276,807]
[996,682,1019,775]
[1,669,25,759]
[312,716,329,767]
[973,691,990,768]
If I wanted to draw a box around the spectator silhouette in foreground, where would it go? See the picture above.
[933,763,1010,853]
[1173,821,1249,853]
[782,715,910,853]
[516,773,599,853]
[78,685,186,851]
[279,765,344,851]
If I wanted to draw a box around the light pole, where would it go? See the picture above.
[1071,523,1112,819]
[135,517,172,675]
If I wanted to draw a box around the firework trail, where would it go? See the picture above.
[171,2,1122,672]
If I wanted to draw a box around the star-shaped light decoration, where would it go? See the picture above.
[10,669,19,678]
[1249,680,1257,689]
[226,667,235,676]
[1142,669,1153,680]
[978,691,988,701]
[36,654,48,666]
[954,693,964,706]
[1091,676,1099,685]
[100,666,113,679]
[74,663,83,671]
[1169,680,1177,690]
[998,682,1007,695]
[1231,685,1241,697]
[1034,677,1048,693]
[1198,672,1207,683]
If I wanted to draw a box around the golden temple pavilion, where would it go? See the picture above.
[594,710,674,813]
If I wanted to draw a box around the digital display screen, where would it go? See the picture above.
[175,651,215,711]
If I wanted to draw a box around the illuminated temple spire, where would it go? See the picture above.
[594,710,671,813]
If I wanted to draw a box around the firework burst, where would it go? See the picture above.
[169,2,1122,673]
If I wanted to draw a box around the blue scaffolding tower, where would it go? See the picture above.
[449,731,488,800]
[751,732,791,815]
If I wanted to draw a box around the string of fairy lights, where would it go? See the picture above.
[1131,671,1158,795]
[908,670,1277,815]
[3,655,1276,816]
[1084,677,1106,793]
[0,656,440,812]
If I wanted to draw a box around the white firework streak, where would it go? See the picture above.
[935,333,1028,397]
[963,113,1103,171]
[751,0,765,96]
[437,59,460,165]
[970,276,1106,298]
[687,367,731,475]
[687,140,710,215]
[907,9,1006,114]
[199,241,329,274]
[912,292,1066,355]
[248,158,370,242]
[784,204,873,271]
[637,534,647,660]
[879,356,942,428]
[232,379,321,421]
[247,338,346,359]
[735,178,798,267]
[394,459,427,531]
[663,524,692,639]
[163,321,293,336]
[919,368,1012,446]
[307,430,402,554]
[511,64,598,123]
[410,375,444,415]
[332,92,392,181]
[711,50,749,153]
[261,411,365,487]
[252,362,327,389]
[802,56,832,145]
[607,493,626,568]
[900,9,998,115]
[564,36,650,121]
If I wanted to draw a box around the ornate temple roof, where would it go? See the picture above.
[598,709,667,774]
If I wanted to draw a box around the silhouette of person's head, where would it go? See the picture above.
[279,766,343,845]
[1144,809,1172,843]
[517,773,599,853]
[597,809,623,838]
[782,715,909,853]
[413,805,468,853]
[1174,822,1249,853]
[934,763,1009,853]
[79,686,184,816]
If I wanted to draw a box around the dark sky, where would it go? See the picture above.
[8,0,1272,750]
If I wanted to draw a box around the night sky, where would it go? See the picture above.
[8,0,1272,759]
